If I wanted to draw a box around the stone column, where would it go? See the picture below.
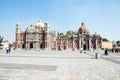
[79,38,81,50]
[61,39,63,50]
[89,38,91,50]
[73,39,75,50]
[66,39,68,50]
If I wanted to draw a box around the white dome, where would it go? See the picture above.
[36,20,44,27]
[26,25,37,33]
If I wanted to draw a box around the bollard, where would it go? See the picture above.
[80,50,82,53]
[95,53,100,59]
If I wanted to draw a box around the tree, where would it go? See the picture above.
[72,31,78,35]
[102,38,109,42]
[66,30,72,36]
[59,33,64,37]
[0,36,3,46]
[66,30,78,36]
[116,40,120,47]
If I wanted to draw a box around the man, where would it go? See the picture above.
[105,48,108,55]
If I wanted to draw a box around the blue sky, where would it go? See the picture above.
[0,0,120,42]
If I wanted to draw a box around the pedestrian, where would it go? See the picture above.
[8,48,11,53]
[105,48,108,55]
[6,47,9,54]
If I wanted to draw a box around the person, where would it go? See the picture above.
[6,47,9,54]
[8,48,11,53]
[105,48,108,55]
[80,48,83,53]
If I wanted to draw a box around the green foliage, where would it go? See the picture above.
[116,40,120,47]
[72,31,78,35]
[102,38,109,42]
[66,30,78,35]
[58,33,66,38]
[66,30,72,35]
[59,33,64,37]
[58,30,78,38]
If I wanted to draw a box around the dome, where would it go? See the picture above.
[78,22,88,32]
[26,25,37,33]
[36,20,44,27]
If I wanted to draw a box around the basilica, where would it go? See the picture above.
[15,20,102,50]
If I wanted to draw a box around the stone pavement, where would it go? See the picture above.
[0,50,120,80]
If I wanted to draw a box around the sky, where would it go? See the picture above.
[0,0,120,42]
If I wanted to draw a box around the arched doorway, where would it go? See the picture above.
[22,44,25,49]
[83,44,86,50]
[30,43,33,49]
[40,43,43,49]
[63,46,66,50]
[58,46,61,50]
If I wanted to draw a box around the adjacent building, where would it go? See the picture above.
[55,22,102,50]
[102,42,113,49]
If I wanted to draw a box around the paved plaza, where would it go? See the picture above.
[0,50,120,80]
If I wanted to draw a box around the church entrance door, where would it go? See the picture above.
[30,43,33,49]
[40,43,43,49]
[83,44,86,50]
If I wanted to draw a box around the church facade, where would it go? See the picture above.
[16,20,57,50]
[15,20,102,50]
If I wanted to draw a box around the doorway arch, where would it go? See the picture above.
[40,43,43,49]
[22,44,25,49]
[30,43,33,49]
[83,44,86,50]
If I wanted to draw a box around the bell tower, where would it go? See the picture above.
[44,21,50,32]
[44,21,51,50]
[16,22,21,33]
[16,22,22,49]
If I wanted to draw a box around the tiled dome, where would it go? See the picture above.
[78,22,88,32]
[26,25,37,33]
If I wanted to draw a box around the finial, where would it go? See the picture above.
[81,21,84,26]
[38,20,41,23]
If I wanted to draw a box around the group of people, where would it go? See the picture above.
[80,48,109,55]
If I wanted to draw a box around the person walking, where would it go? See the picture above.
[105,48,108,55]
